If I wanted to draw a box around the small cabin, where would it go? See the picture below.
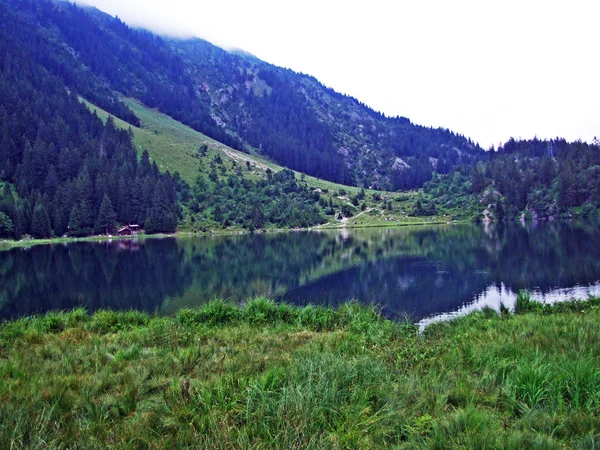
[117,224,140,236]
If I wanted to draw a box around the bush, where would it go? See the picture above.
[177,300,241,326]
[90,309,149,333]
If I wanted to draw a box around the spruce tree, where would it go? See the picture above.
[79,201,94,233]
[75,166,94,206]
[0,212,14,238]
[68,204,82,237]
[95,194,116,235]
[145,181,176,234]
[31,202,52,238]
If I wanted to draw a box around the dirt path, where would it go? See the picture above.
[315,207,373,228]
[340,207,373,224]
[219,147,271,171]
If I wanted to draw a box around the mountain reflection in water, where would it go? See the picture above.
[2,221,600,323]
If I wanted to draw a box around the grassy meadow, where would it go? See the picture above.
[1,294,599,448]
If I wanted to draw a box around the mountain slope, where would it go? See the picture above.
[171,37,484,189]
[83,96,443,230]
[424,137,600,221]
[1,0,483,191]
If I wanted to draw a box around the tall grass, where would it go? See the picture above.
[1,296,599,448]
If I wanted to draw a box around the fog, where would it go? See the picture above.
[73,0,599,148]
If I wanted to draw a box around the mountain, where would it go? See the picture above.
[0,0,483,191]
[169,38,484,189]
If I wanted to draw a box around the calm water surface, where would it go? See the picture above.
[2,221,600,325]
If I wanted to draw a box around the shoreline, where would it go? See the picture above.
[0,218,464,250]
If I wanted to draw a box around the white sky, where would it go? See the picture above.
[74,0,599,149]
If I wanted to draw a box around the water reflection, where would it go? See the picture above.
[0,239,193,319]
[1,221,600,322]
[418,282,600,330]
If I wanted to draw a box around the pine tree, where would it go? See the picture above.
[31,201,52,238]
[95,194,116,235]
[68,204,83,237]
[144,181,176,234]
[0,212,14,238]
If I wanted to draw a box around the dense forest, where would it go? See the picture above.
[0,4,180,239]
[185,168,326,231]
[0,0,243,149]
[424,138,600,220]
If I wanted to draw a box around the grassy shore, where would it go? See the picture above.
[0,218,463,250]
[1,295,599,448]
[0,232,177,250]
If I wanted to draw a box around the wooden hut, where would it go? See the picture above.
[117,224,140,236]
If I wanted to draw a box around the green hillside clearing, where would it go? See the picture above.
[81,97,454,228]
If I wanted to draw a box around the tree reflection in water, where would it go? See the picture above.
[2,221,600,321]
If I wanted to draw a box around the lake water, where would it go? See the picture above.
[2,221,600,326]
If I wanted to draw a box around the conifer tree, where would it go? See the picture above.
[95,194,116,235]
[31,202,52,238]
[79,201,94,232]
[0,212,14,238]
[75,166,94,206]
[68,204,82,237]
[145,181,176,234]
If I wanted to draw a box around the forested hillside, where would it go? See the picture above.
[424,138,600,220]
[0,2,180,239]
[1,0,598,240]
[171,38,483,189]
[0,0,483,190]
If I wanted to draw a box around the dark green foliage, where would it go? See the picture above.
[0,211,13,237]
[191,49,483,187]
[187,169,325,229]
[2,0,483,189]
[340,203,356,218]
[412,197,436,216]
[95,194,117,235]
[425,138,600,220]
[0,6,180,239]
[78,201,94,232]
[145,182,177,234]
[2,0,245,148]
[67,204,84,237]
[30,201,51,238]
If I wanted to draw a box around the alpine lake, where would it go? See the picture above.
[2,220,600,328]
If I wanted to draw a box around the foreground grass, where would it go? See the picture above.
[1,297,599,448]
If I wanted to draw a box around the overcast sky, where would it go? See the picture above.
[73,0,599,148]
